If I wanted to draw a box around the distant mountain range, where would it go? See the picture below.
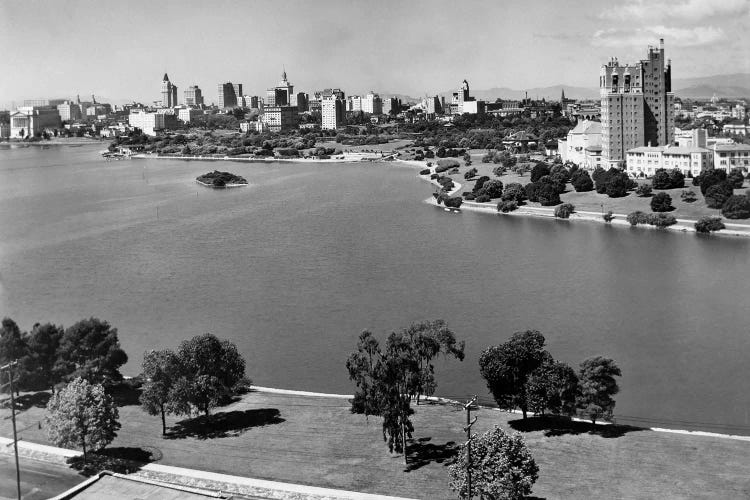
[386,73,750,103]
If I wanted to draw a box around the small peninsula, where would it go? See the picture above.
[196,170,248,188]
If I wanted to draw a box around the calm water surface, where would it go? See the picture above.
[1,144,749,434]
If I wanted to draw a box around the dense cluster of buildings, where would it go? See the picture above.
[554,39,750,177]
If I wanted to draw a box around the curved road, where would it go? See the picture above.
[0,454,83,500]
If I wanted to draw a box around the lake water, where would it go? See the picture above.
[1,144,749,434]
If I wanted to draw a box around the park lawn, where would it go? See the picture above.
[2,390,750,499]
[315,139,413,154]
[449,160,750,224]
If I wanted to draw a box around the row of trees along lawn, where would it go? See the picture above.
[479,330,622,424]
[139,333,249,435]
[40,332,248,463]
[0,317,127,393]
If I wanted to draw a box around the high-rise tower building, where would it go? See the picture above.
[322,94,344,130]
[161,73,177,108]
[184,86,204,107]
[600,39,674,167]
[266,69,294,107]
[218,82,238,109]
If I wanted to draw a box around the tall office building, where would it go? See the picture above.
[600,39,674,167]
[161,73,178,107]
[218,82,238,109]
[362,92,382,115]
[266,69,294,107]
[322,95,344,130]
[184,86,204,107]
[295,92,309,112]
[57,101,82,121]
[233,84,243,105]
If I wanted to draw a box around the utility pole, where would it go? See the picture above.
[1,360,21,500]
[464,395,478,500]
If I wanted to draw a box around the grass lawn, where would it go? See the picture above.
[449,160,750,223]
[3,390,750,499]
[315,139,413,154]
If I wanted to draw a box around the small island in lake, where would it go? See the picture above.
[196,170,248,188]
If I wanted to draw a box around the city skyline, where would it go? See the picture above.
[1,0,750,108]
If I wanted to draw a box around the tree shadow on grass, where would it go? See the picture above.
[508,415,648,439]
[107,383,143,407]
[12,391,51,410]
[166,408,285,440]
[404,437,460,472]
[66,446,162,477]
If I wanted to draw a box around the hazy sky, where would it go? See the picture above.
[1,0,749,106]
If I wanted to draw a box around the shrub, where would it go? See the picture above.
[463,193,476,200]
[492,165,506,177]
[475,194,491,203]
[652,169,672,189]
[443,196,463,208]
[681,190,697,202]
[463,167,478,180]
[540,174,565,195]
[721,195,750,219]
[635,184,653,197]
[435,159,460,173]
[626,211,649,226]
[530,162,551,183]
[650,192,673,212]
[479,179,504,199]
[602,211,614,222]
[549,164,571,183]
[605,172,631,198]
[430,173,438,180]
[647,213,677,228]
[695,216,725,234]
[705,181,734,209]
[419,168,430,175]
[571,170,594,192]
[554,203,575,219]
[497,200,518,213]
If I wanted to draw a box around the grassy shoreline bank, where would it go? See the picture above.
[2,388,749,499]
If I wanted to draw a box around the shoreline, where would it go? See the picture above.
[407,160,750,239]
[250,385,750,442]
[132,152,391,164]
[195,179,248,188]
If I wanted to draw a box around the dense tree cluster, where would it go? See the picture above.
[651,168,685,190]
[0,317,127,393]
[139,333,248,434]
[478,330,621,423]
[695,216,726,233]
[592,167,634,198]
[650,192,674,212]
[692,169,749,217]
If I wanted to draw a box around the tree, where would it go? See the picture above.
[669,169,685,189]
[22,323,64,393]
[55,318,128,385]
[527,359,578,416]
[479,330,549,419]
[576,356,621,424]
[571,170,593,192]
[554,203,575,219]
[651,169,672,189]
[698,169,727,195]
[174,333,246,416]
[45,378,120,462]
[695,216,725,234]
[530,163,550,183]
[473,176,490,193]
[536,181,561,206]
[727,168,745,189]
[705,181,733,209]
[477,179,504,199]
[650,192,673,212]
[626,211,649,226]
[605,172,630,198]
[501,183,526,203]
[448,426,539,500]
[463,167,478,180]
[403,320,464,404]
[0,318,28,367]
[140,349,185,435]
[721,195,750,219]
[681,189,697,202]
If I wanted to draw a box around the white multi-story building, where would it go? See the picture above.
[128,109,165,136]
[626,144,712,177]
[57,101,81,121]
[362,92,382,114]
[10,106,61,138]
[322,96,344,130]
[261,106,298,132]
[711,144,750,172]
[347,95,362,112]
[558,120,602,167]
[178,108,202,123]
